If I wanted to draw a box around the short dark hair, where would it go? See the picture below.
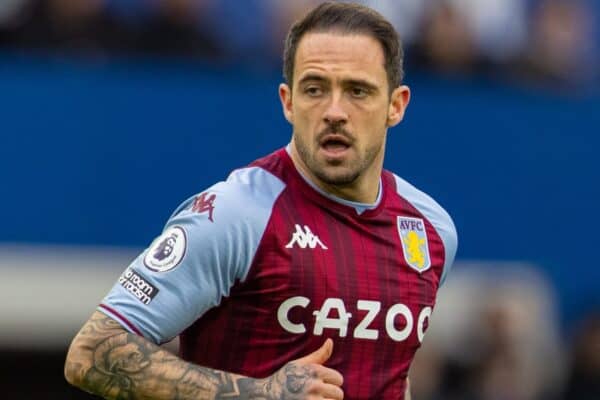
[283,2,404,92]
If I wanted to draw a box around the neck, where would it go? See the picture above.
[289,143,383,204]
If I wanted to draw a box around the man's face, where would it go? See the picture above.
[280,32,410,201]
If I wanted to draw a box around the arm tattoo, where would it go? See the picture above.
[66,312,316,400]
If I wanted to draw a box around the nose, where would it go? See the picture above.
[323,92,348,126]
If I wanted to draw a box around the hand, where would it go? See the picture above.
[259,339,344,399]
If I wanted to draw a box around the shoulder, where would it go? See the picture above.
[390,173,458,253]
[171,165,287,224]
[225,165,287,207]
[155,165,286,282]
[389,173,458,283]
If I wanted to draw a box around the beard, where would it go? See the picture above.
[293,126,383,187]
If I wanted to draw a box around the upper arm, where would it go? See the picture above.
[428,207,457,285]
[99,167,285,344]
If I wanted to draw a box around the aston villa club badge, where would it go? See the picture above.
[397,216,431,273]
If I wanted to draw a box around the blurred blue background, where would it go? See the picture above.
[1,0,599,399]
[2,55,598,325]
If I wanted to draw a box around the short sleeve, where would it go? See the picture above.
[99,167,285,344]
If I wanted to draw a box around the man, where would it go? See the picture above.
[65,2,457,399]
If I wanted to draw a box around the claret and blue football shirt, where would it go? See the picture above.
[100,147,457,399]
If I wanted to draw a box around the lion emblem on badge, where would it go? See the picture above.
[403,231,427,269]
[153,233,178,261]
[144,226,187,272]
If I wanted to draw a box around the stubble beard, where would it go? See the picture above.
[293,132,381,187]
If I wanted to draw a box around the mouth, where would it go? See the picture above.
[319,134,352,156]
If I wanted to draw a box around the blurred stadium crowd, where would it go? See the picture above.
[0,0,598,87]
[409,265,600,400]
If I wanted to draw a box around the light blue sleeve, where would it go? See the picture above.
[99,167,285,344]
[393,175,458,286]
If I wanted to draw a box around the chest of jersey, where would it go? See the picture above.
[244,185,443,346]
[180,180,446,399]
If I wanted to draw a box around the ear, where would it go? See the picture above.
[279,83,293,124]
[386,85,411,128]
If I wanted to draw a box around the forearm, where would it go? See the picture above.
[65,312,269,399]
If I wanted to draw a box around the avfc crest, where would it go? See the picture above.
[397,216,431,273]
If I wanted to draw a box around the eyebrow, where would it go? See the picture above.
[298,74,379,92]
[343,79,378,92]
[298,74,328,86]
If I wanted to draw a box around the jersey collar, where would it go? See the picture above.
[284,144,384,216]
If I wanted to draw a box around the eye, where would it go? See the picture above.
[350,86,369,98]
[304,86,323,97]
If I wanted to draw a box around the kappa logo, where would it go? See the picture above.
[285,224,328,250]
[397,216,431,272]
[192,192,216,222]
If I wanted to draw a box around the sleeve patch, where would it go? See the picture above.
[118,268,159,305]
[143,225,187,272]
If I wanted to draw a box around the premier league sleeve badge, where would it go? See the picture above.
[143,226,187,272]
